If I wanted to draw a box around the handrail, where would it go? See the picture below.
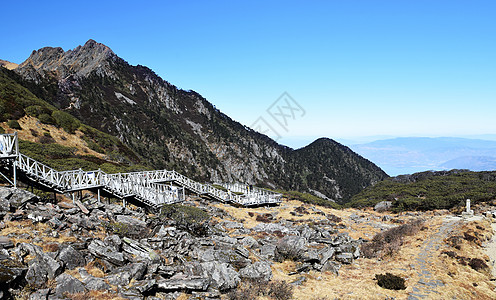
[0,133,280,207]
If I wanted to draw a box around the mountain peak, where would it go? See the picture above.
[17,39,117,80]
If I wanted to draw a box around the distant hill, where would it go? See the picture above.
[440,156,496,171]
[350,137,496,175]
[0,39,388,203]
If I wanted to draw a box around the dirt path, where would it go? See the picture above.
[407,219,459,300]
[485,223,496,278]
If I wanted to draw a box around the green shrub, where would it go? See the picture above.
[160,204,210,236]
[104,222,130,237]
[52,110,80,133]
[0,127,5,134]
[7,119,21,129]
[375,273,406,290]
[38,113,56,125]
[24,105,50,117]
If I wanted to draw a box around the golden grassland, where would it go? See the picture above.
[214,198,496,299]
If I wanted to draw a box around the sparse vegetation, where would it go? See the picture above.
[361,219,424,258]
[227,279,293,300]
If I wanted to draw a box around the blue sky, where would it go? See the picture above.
[2,0,495,148]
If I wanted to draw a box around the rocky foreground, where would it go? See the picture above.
[0,187,362,299]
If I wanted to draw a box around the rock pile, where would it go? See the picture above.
[0,187,363,299]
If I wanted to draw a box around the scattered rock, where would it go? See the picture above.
[374,201,393,212]
[201,262,240,291]
[88,239,126,266]
[54,273,86,296]
[275,236,307,260]
[239,261,272,281]
[156,276,209,291]
[58,245,85,269]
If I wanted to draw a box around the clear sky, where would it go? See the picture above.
[2,0,495,148]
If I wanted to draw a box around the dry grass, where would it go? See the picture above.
[65,290,126,300]
[85,259,107,278]
[0,220,76,246]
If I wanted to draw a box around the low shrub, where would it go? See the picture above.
[52,110,80,133]
[160,204,210,236]
[256,213,274,223]
[227,279,293,300]
[375,273,406,290]
[7,119,21,129]
[361,219,423,258]
[267,280,293,300]
[38,113,56,125]
[468,258,488,272]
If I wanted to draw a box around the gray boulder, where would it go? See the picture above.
[54,273,86,296]
[25,261,48,288]
[58,245,85,270]
[201,262,240,291]
[156,275,209,291]
[28,288,50,300]
[321,260,341,275]
[6,188,37,209]
[84,277,110,291]
[239,261,272,281]
[374,201,393,212]
[88,239,126,266]
[335,253,354,264]
[0,253,27,288]
[275,236,307,260]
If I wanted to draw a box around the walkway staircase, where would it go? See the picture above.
[0,133,282,207]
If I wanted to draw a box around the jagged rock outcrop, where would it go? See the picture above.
[10,39,387,203]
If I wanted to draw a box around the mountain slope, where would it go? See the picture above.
[0,66,145,173]
[9,39,387,203]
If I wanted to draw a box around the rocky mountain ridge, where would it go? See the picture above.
[9,39,387,203]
